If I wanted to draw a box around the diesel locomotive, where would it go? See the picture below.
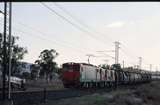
[61,62,157,88]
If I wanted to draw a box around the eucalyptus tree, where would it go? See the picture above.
[35,49,58,82]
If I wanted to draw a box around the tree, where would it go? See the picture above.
[30,64,40,80]
[0,33,28,76]
[22,72,30,79]
[111,64,122,70]
[98,64,110,69]
[35,49,58,82]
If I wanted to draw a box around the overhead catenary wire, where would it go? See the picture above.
[121,42,151,65]
[1,6,94,54]
[0,21,91,56]
[120,43,151,70]
[13,22,90,52]
[0,12,98,54]
[13,29,93,62]
[11,2,117,63]
[12,26,90,55]
[1,3,154,68]
[1,8,113,64]
[120,47,140,66]
[10,11,105,55]
[40,2,113,47]
[41,2,119,63]
[53,2,114,46]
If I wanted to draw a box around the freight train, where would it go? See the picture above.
[61,62,159,88]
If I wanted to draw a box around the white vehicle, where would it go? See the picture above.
[6,76,26,90]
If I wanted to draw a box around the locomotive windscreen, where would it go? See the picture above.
[62,63,80,71]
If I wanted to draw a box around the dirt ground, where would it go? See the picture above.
[40,81,160,105]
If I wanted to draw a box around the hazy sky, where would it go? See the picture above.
[0,2,160,71]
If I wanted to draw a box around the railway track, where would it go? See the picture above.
[0,88,95,105]
[0,82,148,105]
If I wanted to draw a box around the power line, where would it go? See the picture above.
[2,22,90,57]
[1,10,112,63]
[53,2,114,46]
[13,25,115,63]
[1,22,66,49]
[13,22,88,52]
[53,3,151,66]
[120,47,140,67]
[96,51,115,60]
[86,53,114,64]
[4,2,114,62]
[40,2,112,47]
[53,2,92,30]
[3,16,97,54]
[12,26,89,55]
[120,42,150,64]
[120,43,137,59]
[11,12,105,55]
[121,46,150,65]
[120,48,136,60]
[14,29,97,62]
[120,43,151,70]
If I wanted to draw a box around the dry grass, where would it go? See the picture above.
[133,81,160,105]
[39,81,160,105]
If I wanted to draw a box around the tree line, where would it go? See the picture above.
[0,33,60,82]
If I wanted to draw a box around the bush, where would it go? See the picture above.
[22,72,31,79]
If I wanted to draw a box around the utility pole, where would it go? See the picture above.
[2,2,7,101]
[8,2,12,100]
[86,54,95,64]
[139,57,142,70]
[1,2,13,104]
[114,41,120,64]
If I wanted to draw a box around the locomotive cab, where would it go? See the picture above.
[62,63,81,87]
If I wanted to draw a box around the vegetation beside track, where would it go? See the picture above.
[40,81,160,105]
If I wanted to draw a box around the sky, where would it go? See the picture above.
[0,2,160,71]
